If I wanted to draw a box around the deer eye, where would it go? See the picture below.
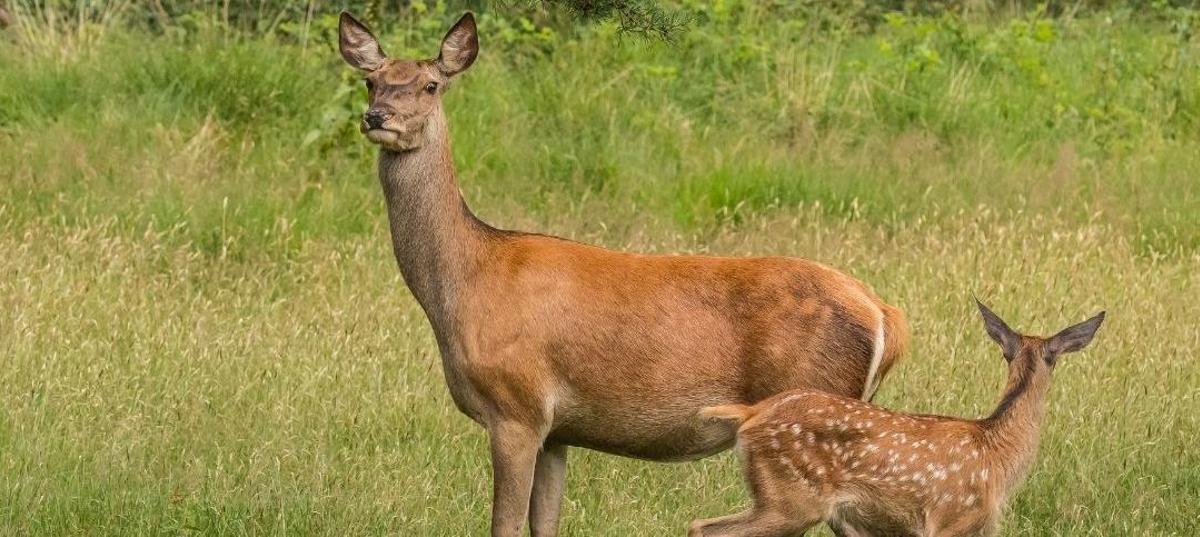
[425,81,439,94]
[364,79,374,91]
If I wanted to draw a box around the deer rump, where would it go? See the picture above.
[457,235,903,462]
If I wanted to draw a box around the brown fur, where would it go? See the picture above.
[690,303,1103,537]
[339,12,910,537]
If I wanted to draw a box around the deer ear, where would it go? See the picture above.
[339,12,386,72]
[438,12,478,76]
[976,298,1020,361]
[1046,311,1105,356]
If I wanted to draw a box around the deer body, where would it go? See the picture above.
[691,302,1104,537]
[381,99,905,461]
[341,12,909,536]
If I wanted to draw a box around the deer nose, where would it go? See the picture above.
[363,109,392,130]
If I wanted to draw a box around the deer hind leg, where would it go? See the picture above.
[688,508,816,537]
[689,440,826,536]
[688,509,756,536]
[527,443,568,537]
[829,520,871,537]
[487,421,544,537]
[924,511,997,537]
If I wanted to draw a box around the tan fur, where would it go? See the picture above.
[689,307,1103,537]
[339,12,909,537]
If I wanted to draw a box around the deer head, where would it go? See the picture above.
[338,12,478,152]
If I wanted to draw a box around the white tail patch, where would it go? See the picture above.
[861,313,887,400]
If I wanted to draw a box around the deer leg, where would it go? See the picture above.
[487,422,543,537]
[829,521,870,537]
[528,443,568,537]
[688,508,814,537]
[689,510,755,536]
[924,510,997,537]
[924,519,997,537]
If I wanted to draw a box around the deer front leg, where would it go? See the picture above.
[488,421,543,537]
[528,443,568,536]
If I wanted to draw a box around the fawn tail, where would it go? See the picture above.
[699,403,756,428]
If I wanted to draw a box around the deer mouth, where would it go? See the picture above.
[364,128,399,143]
[364,128,422,151]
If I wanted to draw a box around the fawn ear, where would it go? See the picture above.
[339,12,386,72]
[1046,311,1105,357]
[976,298,1019,361]
[438,12,479,76]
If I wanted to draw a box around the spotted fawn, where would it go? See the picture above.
[691,300,1104,537]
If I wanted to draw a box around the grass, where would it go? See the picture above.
[1,3,1199,535]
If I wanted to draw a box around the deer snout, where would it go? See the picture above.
[363,109,393,130]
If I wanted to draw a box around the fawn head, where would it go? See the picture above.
[975,299,1105,370]
[338,12,478,152]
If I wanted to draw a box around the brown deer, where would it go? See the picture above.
[337,12,909,537]
[692,300,1104,537]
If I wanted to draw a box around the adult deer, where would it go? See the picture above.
[693,300,1104,537]
[337,12,908,537]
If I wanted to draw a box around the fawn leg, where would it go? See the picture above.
[689,510,756,537]
[528,443,568,537]
[829,521,870,537]
[688,508,814,537]
[925,510,998,537]
[488,422,543,537]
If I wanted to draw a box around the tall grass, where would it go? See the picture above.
[1,2,1198,535]
[2,212,1196,535]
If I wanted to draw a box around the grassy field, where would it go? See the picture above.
[2,2,1199,535]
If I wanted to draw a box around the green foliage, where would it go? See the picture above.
[3,1,1199,254]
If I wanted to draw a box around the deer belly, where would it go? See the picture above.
[547,405,737,461]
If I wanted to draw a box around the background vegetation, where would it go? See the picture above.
[1,1,1197,535]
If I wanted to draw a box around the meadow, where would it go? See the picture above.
[1,2,1198,535]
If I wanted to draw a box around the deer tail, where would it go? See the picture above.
[878,304,909,383]
[863,303,910,400]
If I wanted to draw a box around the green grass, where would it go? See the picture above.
[1,3,1199,535]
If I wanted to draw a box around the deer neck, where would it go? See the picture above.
[376,106,491,330]
[980,358,1053,491]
